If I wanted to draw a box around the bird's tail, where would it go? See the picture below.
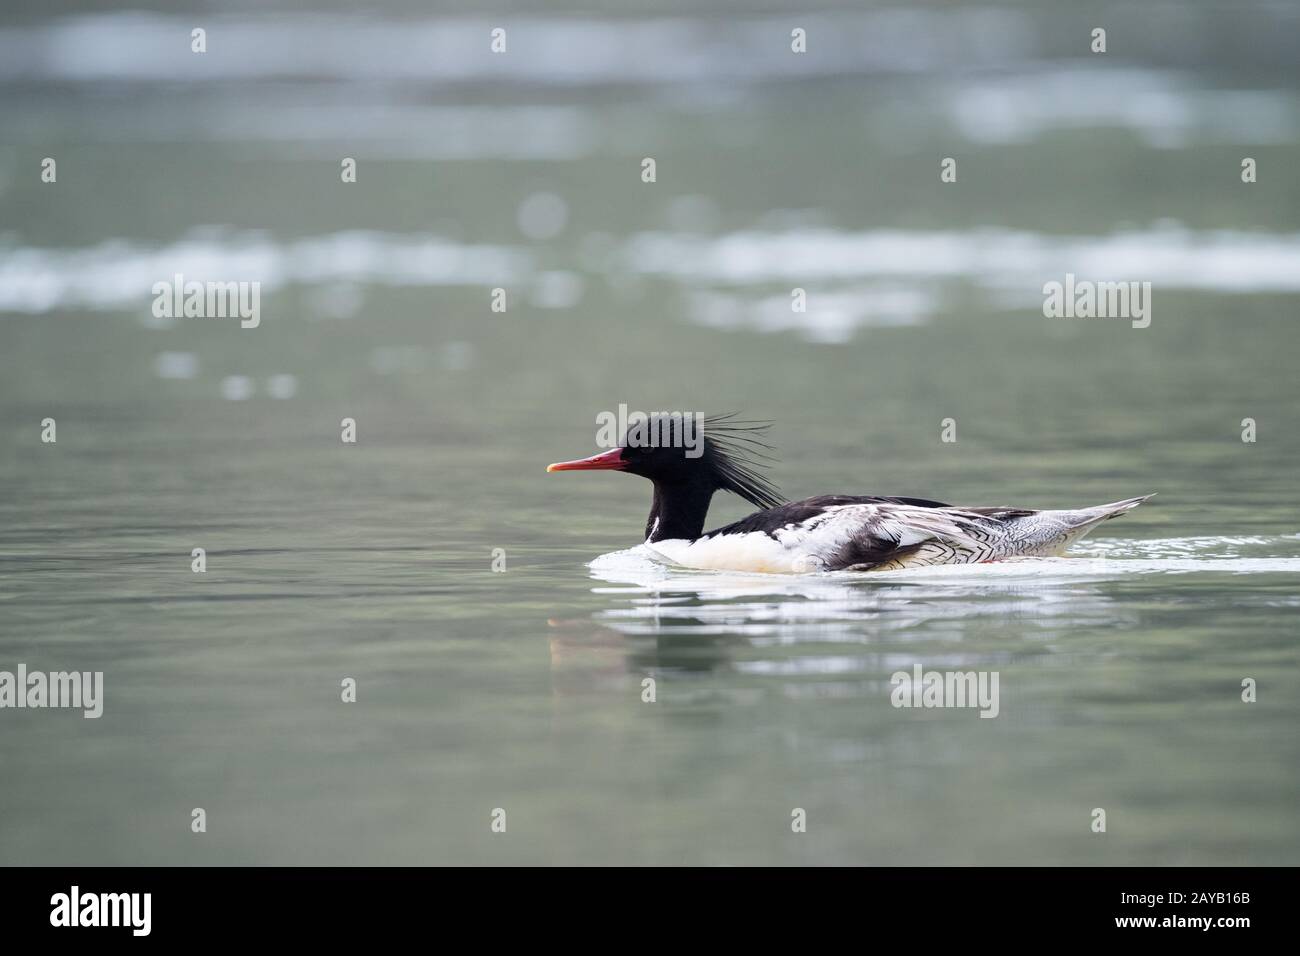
[1061,494,1155,530]
[1027,493,1152,554]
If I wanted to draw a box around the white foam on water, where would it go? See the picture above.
[6,225,1300,324]
[620,224,1300,292]
[947,68,1300,148]
[618,224,1300,340]
[686,285,935,344]
[0,10,1033,86]
[0,231,533,315]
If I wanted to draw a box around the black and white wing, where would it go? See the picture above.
[648,496,1006,572]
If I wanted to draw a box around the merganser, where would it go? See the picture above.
[547,416,1153,574]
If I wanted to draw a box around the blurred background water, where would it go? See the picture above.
[1,0,1298,865]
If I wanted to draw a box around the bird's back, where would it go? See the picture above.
[649,494,1152,573]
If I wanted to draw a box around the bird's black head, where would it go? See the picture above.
[547,413,785,513]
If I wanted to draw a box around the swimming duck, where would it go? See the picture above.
[547,415,1152,573]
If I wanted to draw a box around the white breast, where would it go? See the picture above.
[646,531,803,574]
[645,506,871,573]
